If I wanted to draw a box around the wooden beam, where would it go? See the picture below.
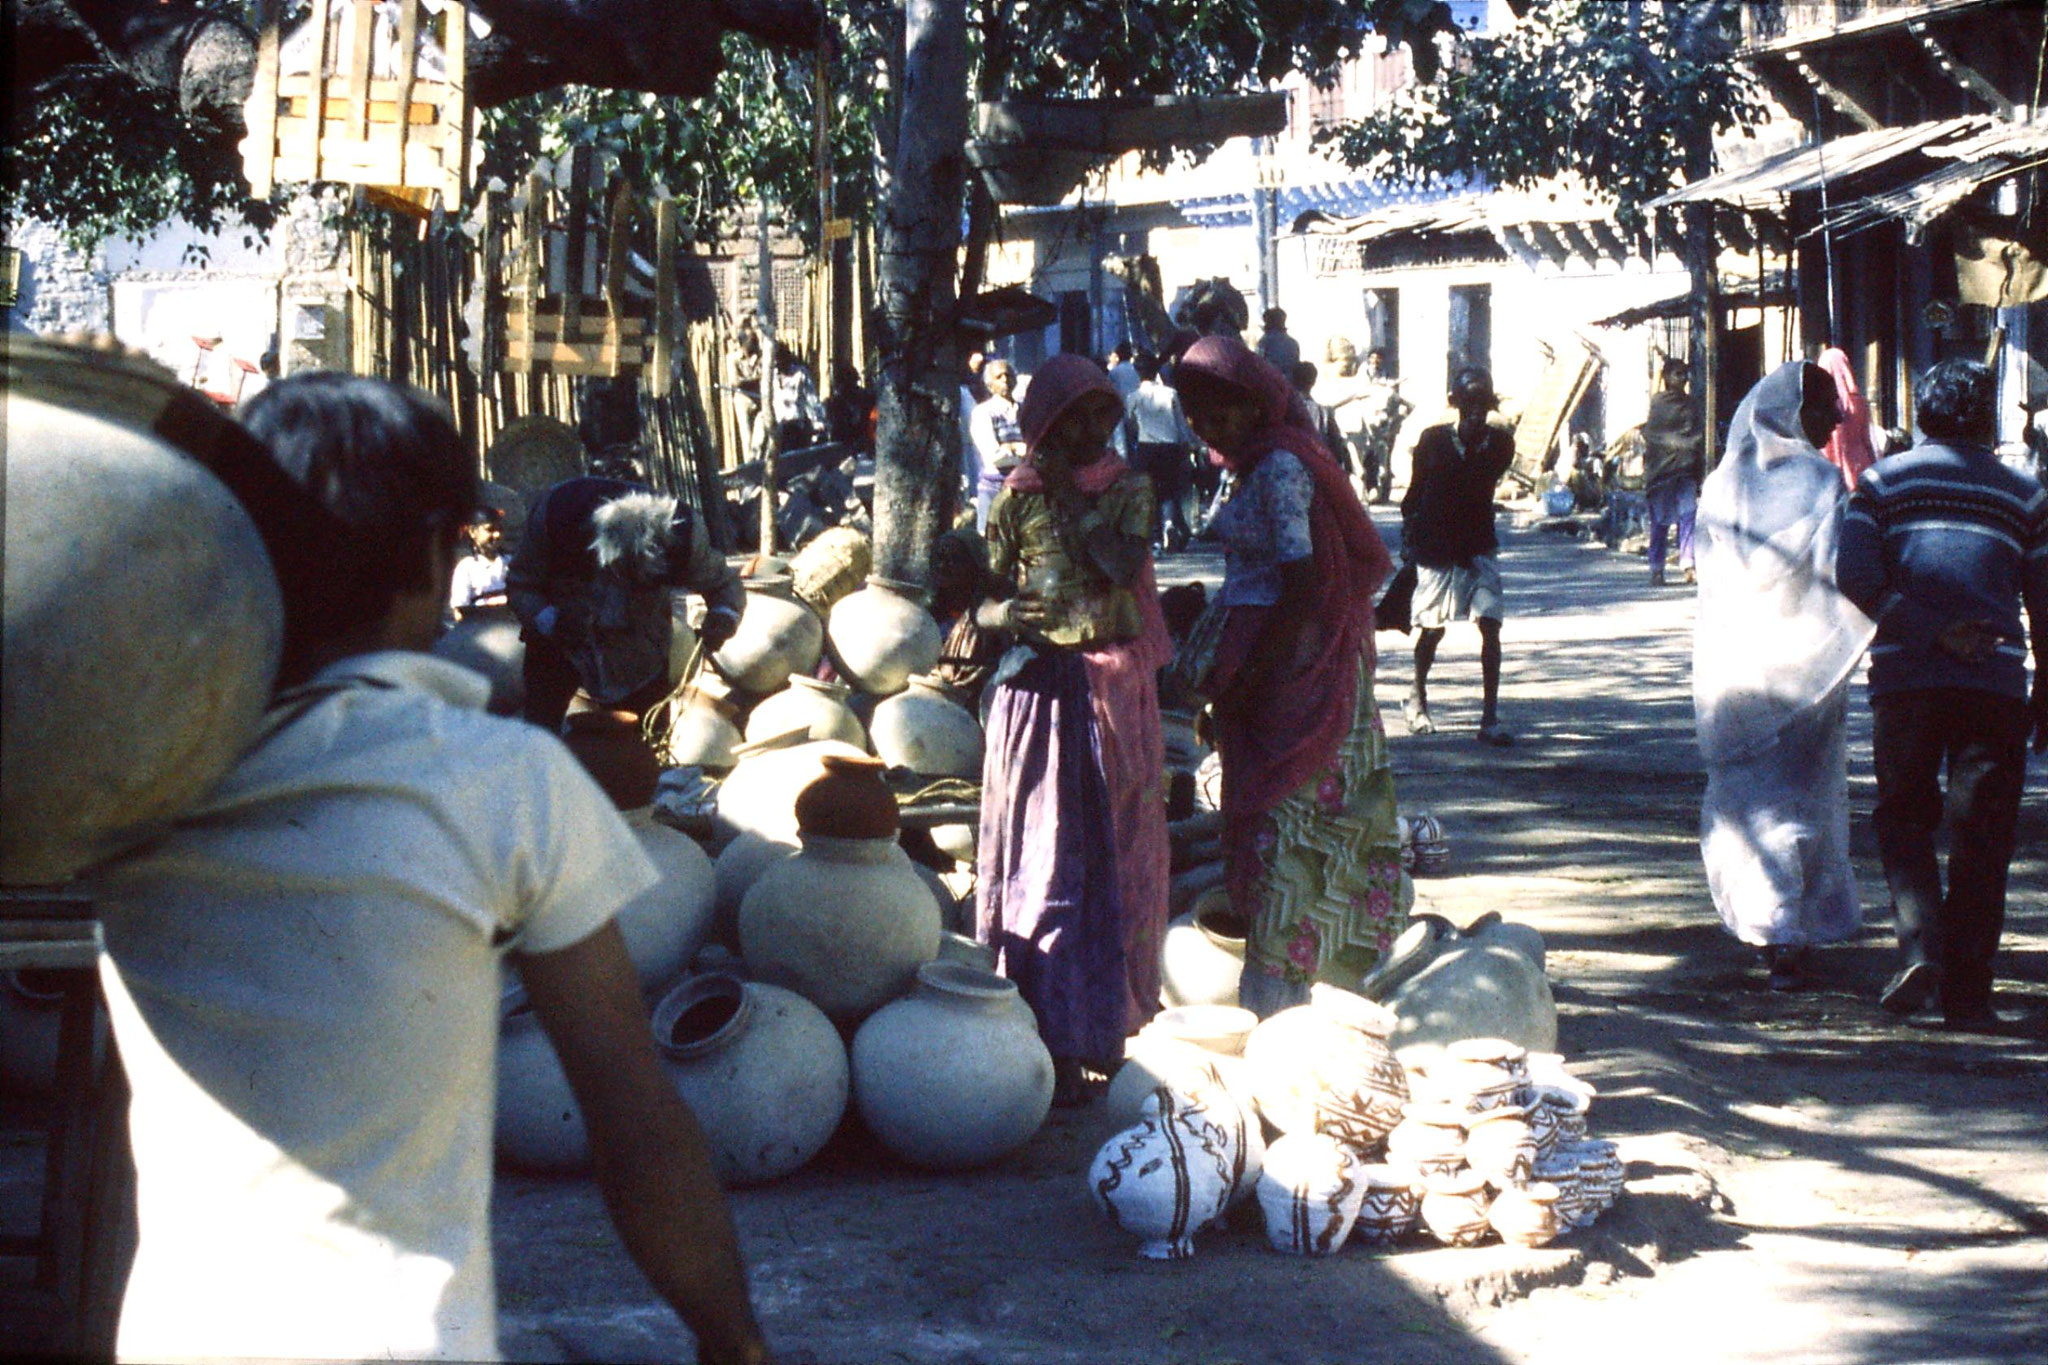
[1907,19,2015,118]
[1587,220,1631,265]
[1526,220,1572,267]
[1787,47,1883,132]
[1555,220,1602,264]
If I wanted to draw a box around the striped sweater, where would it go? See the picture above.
[1838,440,2048,701]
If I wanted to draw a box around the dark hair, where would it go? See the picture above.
[241,373,474,649]
[1914,358,1995,444]
[1366,347,1388,363]
[1134,351,1162,382]
[1451,366,1496,406]
[1263,307,1287,328]
[1112,342,1133,362]
[1172,363,1261,418]
[1292,360,1319,391]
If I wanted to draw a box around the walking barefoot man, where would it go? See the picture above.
[1401,367,1516,747]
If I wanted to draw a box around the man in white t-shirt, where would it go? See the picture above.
[90,373,769,1365]
[967,358,1025,531]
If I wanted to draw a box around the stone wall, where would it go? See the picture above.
[8,220,112,335]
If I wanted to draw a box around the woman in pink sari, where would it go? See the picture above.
[974,354,1172,1101]
[1172,336,1411,1017]
[1815,346,1877,489]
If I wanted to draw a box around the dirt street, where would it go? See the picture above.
[496,509,2047,1365]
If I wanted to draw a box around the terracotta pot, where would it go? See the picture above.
[851,962,1055,1170]
[1159,902,1249,1009]
[712,575,824,695]
[561,709,662,810]
[826,576,943,697]
[4,341,283,884]
[1256,1133,1366,1256]
[1420,1168,1493,1247]
[1354,1163,1421,1246]
[432,615,525,716]
[1489,1181,1563,1248]
[653,973,849,1185]
[714,736,868,845]
[614,808,718,992]
[1088,1090,1235,1260]
[495,982,588,1173]
[1242,984,1408,1152]
[744,674,869,750]
[868,674,983,776]
[665,677,745,770]
[737,832,943,1025]
[792,753,899,841]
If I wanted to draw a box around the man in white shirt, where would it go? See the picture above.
[967,358,1025,531]
[91,373,770,1365]
[1125,351,1199,550]
[1107,342,1141,401]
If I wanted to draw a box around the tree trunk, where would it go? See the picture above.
[1678,0,1731,463]
[871,0,970,585]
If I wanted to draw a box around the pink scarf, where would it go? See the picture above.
[1816,347,1876,489]
[1173,335,1393,824]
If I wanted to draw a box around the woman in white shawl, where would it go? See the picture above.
[1694,362,1876,990]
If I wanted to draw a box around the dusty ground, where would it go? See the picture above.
[494,509,2048,1365]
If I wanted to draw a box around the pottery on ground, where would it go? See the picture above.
[1354,1163,1421,1246]
[665,676,746,771]
[1429,1037,1532,1115]
[1535,1150,1588,1230]
[868,673,983,776]
[1384,1101,1467,1180]
[713,736,868,845]
[1256,1132,1367,1256]
[738,833,943,1025]
[1535,1083,1592,1147]
[851,962,1054,1170]
[1489,1180,1563,1248]
[826,576,943,698]
[1242,984,1408,1152]
[712,576,824,694]
[653,973,849,1185]
[614,808,718,992]
[1088,1090,1235,1261]
[1144,1003,1259,1057]
[1526,1091,1564,1163]
[1464,1102,1538,1189]
[4,341,284,885]
[1420,1168,1494,1247]
[1159,901,1249,1010]
[432,614,525,716]
[1136,1061,1266,1213]
[744,673,869,750]
[1384,941,1559,1055]
[788,526,873,616]
[496,982,588,1173]
[1104,1035,1257,1134]
[935,930,997,971]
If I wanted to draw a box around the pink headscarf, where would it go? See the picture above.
[1171,335,1394,824]
[1003,352,1170,666]
[1815,347,1876,488]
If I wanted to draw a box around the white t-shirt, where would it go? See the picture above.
[1126,380,1194,447]
[449,552,509,613]
[91,651,658,1364]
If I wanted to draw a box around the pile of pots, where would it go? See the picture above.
[1091,981,1616,1260]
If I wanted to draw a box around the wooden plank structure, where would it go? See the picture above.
[479,147,679,394]
[242,0,472,205]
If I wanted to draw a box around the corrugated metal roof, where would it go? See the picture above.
[1648,116,1992,209]
[1819,115,2048,239]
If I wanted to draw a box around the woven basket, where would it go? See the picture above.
[789,526,873,616]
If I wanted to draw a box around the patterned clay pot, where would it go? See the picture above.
[714,736,868,844]
[495,982,588,1173]
[744,674,869,749]
[713,575,824,694]
[1257,1133,1367,1256]
[653,973,849,1185]
[1136,1061,1266,1214]
[1570,1139,1623,1217]
[1533,1150,1587,1229]
[738,833,943,1025]
[614,808,718,992]
[1464,1102,1538,1190]
[1526,1090,1564,1163]
[1430,1037,1531,1115]
[432,615,525,716]
[1385,1101,1468,1180]
[1354,1163,1422,1247]
[1537,1084,1592,1146]
[868,673,983,775]
[665,678,745,771]
[1159,904,1249,1010]
[1242,984,1408,1152]
[1420,1168,1494,1247]
[1105,1036,1257,1134]
[1088,1090,1235,1261]
[851,962,1054,1170]
[827,576,943,697]
[1489,1180,1563,1248]
[1526,1051,1597,1104]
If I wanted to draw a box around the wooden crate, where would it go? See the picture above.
[241,0,472,204]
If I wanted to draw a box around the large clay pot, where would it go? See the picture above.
[665,676,745,770]
[744,674,868,749]
[1385,943,1559,1055]
[496,982,588,1172]
[826,576,943,697]
[712,576,823,694]
[868,674,983,776]
[1256,1133,1366,1256]
[3,339,283,884]
[615,808,718,992]
[712,830,797,942]
[653,973,849,1185]
[561,709,662,809]
[713,736,867,844]
[1159,902,1249,1009]
[432,614,526,716]
[1242,984,1409,1153]
[1354,1163,1421,1246]
[1088,1090,1235,1261]
[1135,1060,1265,1214]
[851,962,1054,1170]
[1419,1168,1493,1246]
[1104,1036,1256,1134]
[1489,1180,1563,1248]
[738,834,944,1025]
[1144,1004,1258,1057]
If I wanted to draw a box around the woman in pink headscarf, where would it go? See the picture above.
[1815,346,1877,488]
[1171,335,1410,1017]
[973,353,1172,1102]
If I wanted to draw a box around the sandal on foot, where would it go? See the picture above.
[1403,699,1436,735]
[1476,721,1515,748]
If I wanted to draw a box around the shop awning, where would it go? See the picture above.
[1648,116,1993,210]
[1820,116,2048,240]
[1590,271,1795,328]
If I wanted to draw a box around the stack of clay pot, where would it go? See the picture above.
[1359,911,1558,1055]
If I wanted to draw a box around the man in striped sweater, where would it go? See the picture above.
[1838,358,2048,1033]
